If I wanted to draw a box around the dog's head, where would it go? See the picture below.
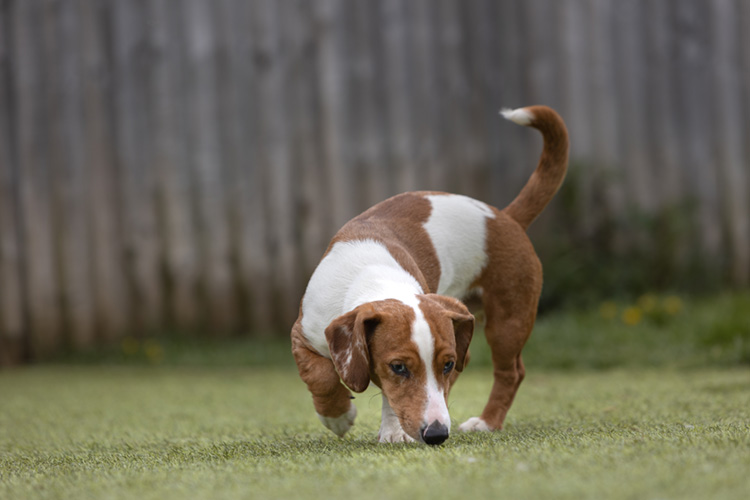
[324,294,474,445]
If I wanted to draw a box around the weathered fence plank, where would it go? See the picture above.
[111,0,163,335]
[408,0,441,191]
[219,0,276,332]
[79,0,130,342]
[741,0,750,284]
[12,0,63,358]
[521,0,565,237]
[380,0,416,194]
[492,0,535,207]
[281,0,331,278]
[435,0,470,194]
[250,0,302,326]
[183,0,237,333]
[0,0,25,364]
[148,0,199,332]
[46,0,97,348]
[559,0,592,160]
[712,0,750,285]
[350,0,390,208]
[672,0,723,260]
[643,0,683,209]
[589,0,625,232]
[558,0,596,238]
[315,0,356,229]
[215,0,249,332]
[613,0,653,214]
[462,0,494,202]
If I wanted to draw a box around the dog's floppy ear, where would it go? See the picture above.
[324,304,381,393]
[424,295,474,372]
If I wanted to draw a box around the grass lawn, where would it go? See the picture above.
[1,292,749,499]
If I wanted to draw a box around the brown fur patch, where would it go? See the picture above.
[328,192,442,292]
[419,295,474,372]
[323,301,401,393]
[291,321,354,418]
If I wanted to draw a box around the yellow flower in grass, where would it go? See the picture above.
[663,296,683,316]
[637,294,658,313]
[622,306,643,326]
[599,301,618,320]
[144,340,164,364]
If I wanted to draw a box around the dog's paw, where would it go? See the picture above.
[378,426,415,444]
[318,403,357,437]
[458,417,492,433]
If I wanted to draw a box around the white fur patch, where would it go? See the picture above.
[300,240,424,358]
[500,107,534,126]
[318,403,357,437]
[423,194,495,298]
[331,348,356,385]
[459,417,492,432]
[410,301,451,432]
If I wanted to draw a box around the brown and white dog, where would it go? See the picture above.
[291,105,568,445]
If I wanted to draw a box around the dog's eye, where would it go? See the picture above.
[389,363,409,377]
[443,361,455,375]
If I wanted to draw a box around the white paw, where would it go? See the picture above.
[318,403,357,437]
[458,417,492,433]
[378,425,415,443]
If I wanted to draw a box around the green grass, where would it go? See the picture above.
[506,291,750,370]
[2,292,750,499]
[2,367,749,500]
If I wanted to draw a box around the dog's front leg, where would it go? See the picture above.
[292,337,357,437]
[378,395,414,443]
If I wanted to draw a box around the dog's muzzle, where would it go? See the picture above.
[421,420,450,446]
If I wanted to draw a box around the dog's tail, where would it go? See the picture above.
[500,105,569,230]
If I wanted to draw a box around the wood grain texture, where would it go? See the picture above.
[1,0,749,364]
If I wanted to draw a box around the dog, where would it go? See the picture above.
[291,105,568,445]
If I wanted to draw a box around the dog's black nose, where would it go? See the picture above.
[422,421,449,446]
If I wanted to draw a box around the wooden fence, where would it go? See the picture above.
[1,0,749,365]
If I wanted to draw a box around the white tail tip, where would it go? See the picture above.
[500,107,534,126]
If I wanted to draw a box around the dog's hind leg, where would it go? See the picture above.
[292,335,357,437]
[460,231,541,432]
[459,312,534,432]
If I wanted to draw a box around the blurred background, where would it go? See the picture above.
[1,0,749,366]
